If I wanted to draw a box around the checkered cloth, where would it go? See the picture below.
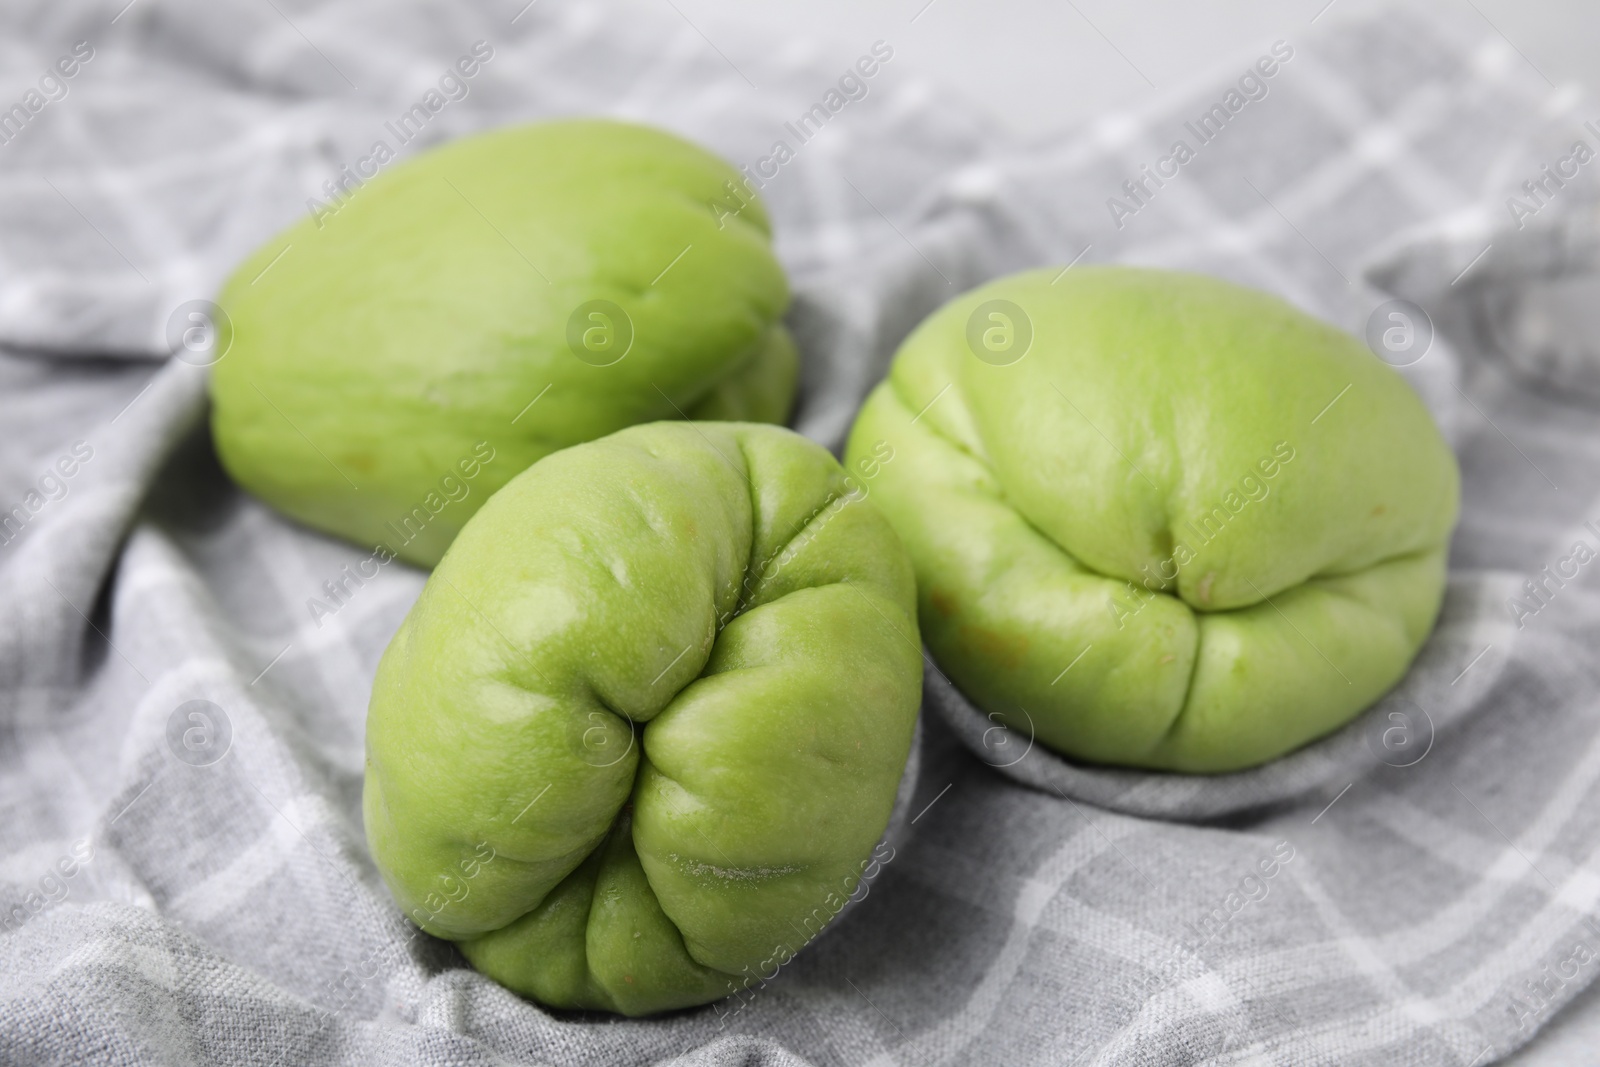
[5,0,1600,1063]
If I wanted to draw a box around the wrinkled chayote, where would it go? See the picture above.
[211,119,795,566]
[363,421,922,1014]
[846,266,1459,773]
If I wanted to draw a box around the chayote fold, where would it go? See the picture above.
[211,119,795,566]
[846,266,1460,773]
[364,421,922,1014]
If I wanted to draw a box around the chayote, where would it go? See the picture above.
[363,421,922,1015]
[211,119,795,567]
[845,266,1460,773]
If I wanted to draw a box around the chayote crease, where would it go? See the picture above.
[363,421,922,1014]
[846,266,1460,773]
[211,119,796,566]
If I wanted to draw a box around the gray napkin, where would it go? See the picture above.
[4,2,1599,1065]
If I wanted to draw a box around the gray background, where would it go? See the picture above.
[646,0,1596,141]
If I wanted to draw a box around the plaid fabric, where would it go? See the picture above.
[3,1,1599,1063]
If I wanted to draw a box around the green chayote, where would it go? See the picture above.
[846,266,1459,773]
[363,421,922,1014]
[211,119,795,566]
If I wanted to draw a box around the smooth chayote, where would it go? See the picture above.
[363,421,922,1015]
[211,119,795,567]
[845,266,1460,773]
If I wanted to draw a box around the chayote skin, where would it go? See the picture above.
[363,421,922,1015]
[211,119,796,567]
[845,266,1460,773]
